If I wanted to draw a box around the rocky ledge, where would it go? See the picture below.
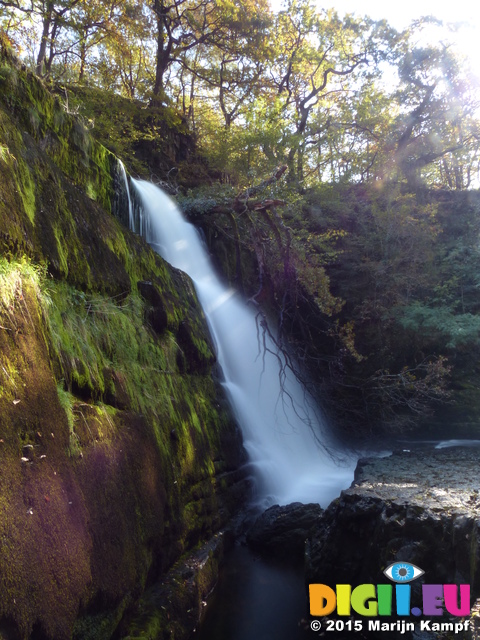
[305,446,480,639]
[351,445,480,514]
[306,447,480,586]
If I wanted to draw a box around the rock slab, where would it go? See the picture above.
[306,446,480,598]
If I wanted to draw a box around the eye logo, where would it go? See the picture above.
[383,562,424,583]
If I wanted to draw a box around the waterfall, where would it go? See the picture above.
[117,160,135,230]
[130,179,356,507]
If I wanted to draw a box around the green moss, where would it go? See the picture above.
[0,353,19,401]
[0,121,36,256]
[0,41,116,223]
[17,156,36,224]
[56,383,82,456]
[0,41,245,640]
[43,281,220,501]
[0,256,45,314]
[0,261,92,638]
[52,225,69,276]
[73,597,131,640]
[0,142,13,163]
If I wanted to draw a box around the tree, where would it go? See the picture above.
[269,2,391,184]
[149,0,219,103]
[0,0,137,82]
[204,1,271,129]
[388,29,480,188]
[95,2,153,98]
[0,0,79,75]
[149,0,271,116]
[69,0,126,82]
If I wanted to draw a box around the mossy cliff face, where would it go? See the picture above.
[0,37,247,640]
[55,84,196,185]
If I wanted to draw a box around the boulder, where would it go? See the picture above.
[247,502,323,558]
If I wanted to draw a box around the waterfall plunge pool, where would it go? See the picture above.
[195,543,312,640]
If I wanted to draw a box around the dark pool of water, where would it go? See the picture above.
[195,543,312,640]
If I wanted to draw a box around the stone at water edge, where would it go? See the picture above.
[247,502,323,558]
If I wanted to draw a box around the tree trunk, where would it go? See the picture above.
[79,36,86,81]
[78,24,90,82]
[153,28,166,99]
[152,0,171,104]
[36,1,54,76]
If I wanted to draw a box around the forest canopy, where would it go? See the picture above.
[1,0,480,190]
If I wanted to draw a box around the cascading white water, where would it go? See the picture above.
[117,160,135,231]
[130,179,356,507]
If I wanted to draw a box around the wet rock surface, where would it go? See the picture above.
[137,279,169,334]
[305,446,480,639]
[115,533,228,640]
[246,502,323,558]
[352,446,480,514]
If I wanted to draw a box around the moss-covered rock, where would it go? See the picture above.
[51,83,200,188]
[0,36,247,640]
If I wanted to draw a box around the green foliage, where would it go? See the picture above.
[233,182,480,435]
[56,383,80,456]
[0,255,44,308]
[2,0,480,190]
[55,83,191,179]
[398,303,480,349]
